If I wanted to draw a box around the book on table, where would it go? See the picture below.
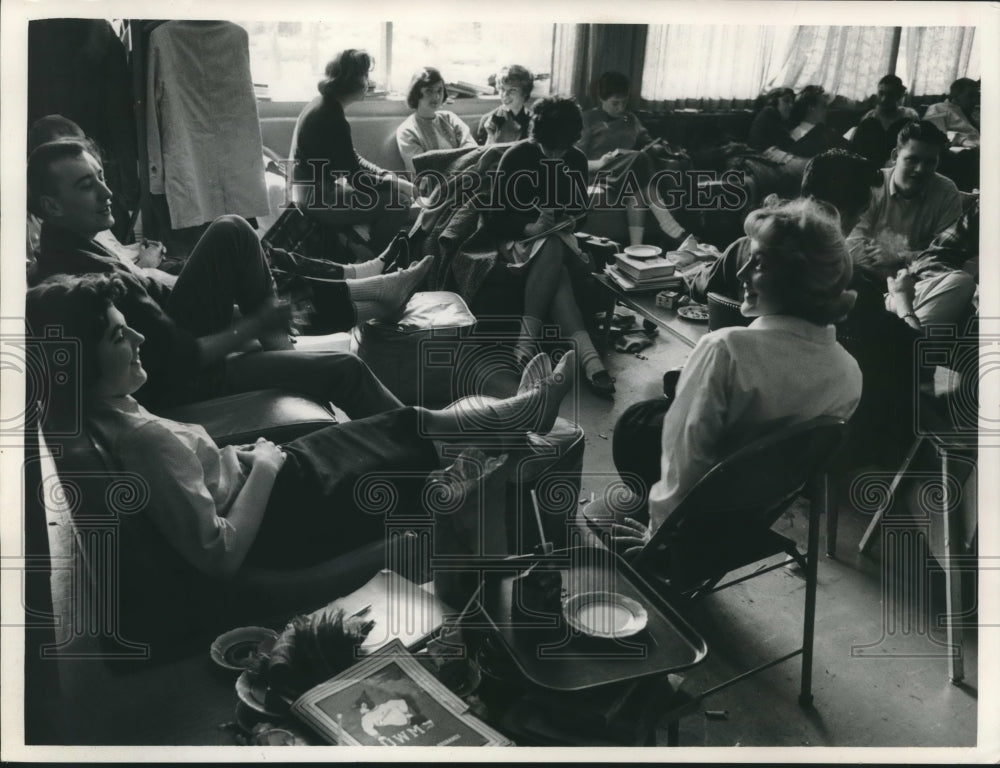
[606,265,684,293]
[613,253,677,282]
[290,639,513,746]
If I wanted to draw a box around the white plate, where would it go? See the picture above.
[623,244,663,259]
[210,626,278,671]
[677,304,710,322]
[562,591,648,638]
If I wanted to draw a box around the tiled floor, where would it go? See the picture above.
[39,309,981,750]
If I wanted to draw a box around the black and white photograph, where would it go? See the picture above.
[1,0,997,761]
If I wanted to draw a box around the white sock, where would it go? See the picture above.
[342,255,385,279]
[650,205,685,239]
[571,330,604,379]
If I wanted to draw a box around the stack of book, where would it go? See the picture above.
[606,253,684,292]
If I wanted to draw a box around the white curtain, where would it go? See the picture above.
[640,25,778,102]
[767,26,897,101]
[898,26,978,96]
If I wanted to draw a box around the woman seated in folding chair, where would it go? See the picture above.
[607,197,863,553]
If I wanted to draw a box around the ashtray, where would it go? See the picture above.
[211,626,278,671]
[623,244,663,259]
[235,670,289,719]
[677,304,709,322]
[562,591,648,639]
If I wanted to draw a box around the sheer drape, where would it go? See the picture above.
[768,26,897,101]
[551,23,647,107]
[558,23,979,110]
[640,25,778,108]
[898,26,979,96]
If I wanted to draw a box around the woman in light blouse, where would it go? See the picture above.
[27,274,575,579]
[607,197,863,546]
[395,67,477,174]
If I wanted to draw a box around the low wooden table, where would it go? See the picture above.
[595,274,709,350]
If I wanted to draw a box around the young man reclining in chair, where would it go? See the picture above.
[27,137,432,414]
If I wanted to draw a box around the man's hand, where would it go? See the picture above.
[853,239,904,278]
[887,267,917,304]
[252,296,293,335]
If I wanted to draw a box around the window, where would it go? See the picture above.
[641,25,782,102]
[640,24,980,104]
[236,20,554,102]
[238,21,384,102]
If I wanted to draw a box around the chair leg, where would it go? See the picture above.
[823,473,838,558]
[858,436,924,555]
[799,476,822,706]
[941,447,966,684]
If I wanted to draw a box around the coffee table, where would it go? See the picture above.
[595,274,709,349]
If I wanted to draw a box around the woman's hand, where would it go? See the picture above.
[609,516,652,560]
[236,437,286,475]
[136,240,167,269]
[395,176,416,205]
[523,207,557,238]
[600,149,622,163]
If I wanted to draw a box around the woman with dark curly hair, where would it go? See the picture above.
[26,273,576,577]
[486,96,615,398]
[395,67,477,174]
[290,49,416,257]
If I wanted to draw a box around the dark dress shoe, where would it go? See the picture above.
[586,370,616,399]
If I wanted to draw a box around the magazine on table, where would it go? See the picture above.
[311,569,450,655]
[290,640,513,747]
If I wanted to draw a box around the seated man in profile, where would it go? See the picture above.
[691,148,890,335]
[846,120,973,326]
[923,78,980,149]
[27,138,426,415]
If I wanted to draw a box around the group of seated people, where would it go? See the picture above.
[23,46,979,616]
[748,73,980,175]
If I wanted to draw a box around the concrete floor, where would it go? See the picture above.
[570,313,980,749]
[38,309,981,752]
